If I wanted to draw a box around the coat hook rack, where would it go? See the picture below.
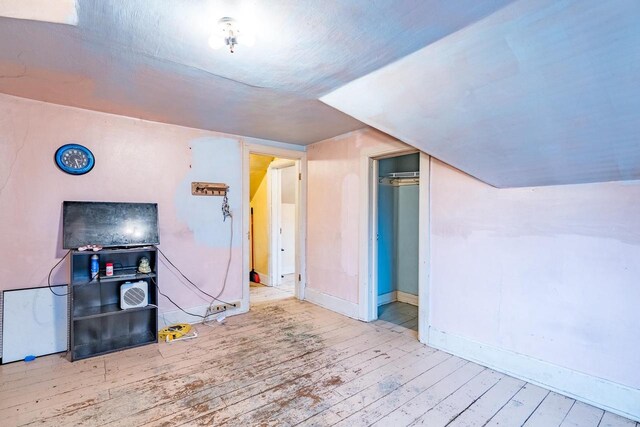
[191,182,229,196]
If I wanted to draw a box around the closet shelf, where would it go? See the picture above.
[379,171,420,186]
[381,171,419,178]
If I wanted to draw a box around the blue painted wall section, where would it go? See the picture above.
[377,154,420,298]
[377,183,395,296]
[175,136,242,248]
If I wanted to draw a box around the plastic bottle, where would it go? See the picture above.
[91,254,99,278]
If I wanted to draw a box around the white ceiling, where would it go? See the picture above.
[2,0,636,187]
[322,0,640,187]
[0,0,514,144]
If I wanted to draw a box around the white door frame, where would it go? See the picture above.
[242,143,307,310]
[359,148,431,344]
[268,159,296,287]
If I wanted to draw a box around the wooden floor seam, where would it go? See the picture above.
[0,286,636,427]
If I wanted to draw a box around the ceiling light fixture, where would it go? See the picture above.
[209,17,254,53]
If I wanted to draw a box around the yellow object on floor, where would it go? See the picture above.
[159,323,192,342]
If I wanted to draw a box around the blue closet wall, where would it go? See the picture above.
[377,153,419,299]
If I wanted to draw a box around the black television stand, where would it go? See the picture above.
[68,246,159,361]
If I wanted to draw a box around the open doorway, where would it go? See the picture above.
[247,152,303,306]
[375,153,420,333]
[359,148,429,342]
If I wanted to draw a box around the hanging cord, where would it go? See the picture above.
[215,211,233,302]
[156,246,235,307]
[157,257,214,303]
[155,190,236,322]
[48,250,98,297]
[47,250,71,296]
[204,212,234,325]
[149,276,211,320]
[222,192,232,222]
[155,196,234,324]
[217,191,234,302]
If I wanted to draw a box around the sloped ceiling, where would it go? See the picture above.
[2,1,635,187]
[0,0,514,145]
[322,0,640,187]
[249,154,274,200]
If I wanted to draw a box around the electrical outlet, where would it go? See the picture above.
[205,300,241,318]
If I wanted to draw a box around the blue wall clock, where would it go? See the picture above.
[55,144,95,175]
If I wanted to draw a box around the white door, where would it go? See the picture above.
[278,165,297,276]
[280,203,296,274]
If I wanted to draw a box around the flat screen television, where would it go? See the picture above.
[63,201,159,249]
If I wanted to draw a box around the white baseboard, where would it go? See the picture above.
[377,291,419,306]
[397,291,418,306]
[377,291,397,306]
[158,301,246,329]
[428,328,640,422]
[304,287,359,320]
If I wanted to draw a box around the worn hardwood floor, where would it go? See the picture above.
[378,302,418,332]
[250,278,295,305]
[0,293,637,426]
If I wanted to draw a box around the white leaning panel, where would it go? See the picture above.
[1,286,68,363]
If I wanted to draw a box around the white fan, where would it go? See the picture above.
[120,281,148,310]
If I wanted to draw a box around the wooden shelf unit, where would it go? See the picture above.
[68,246,158,361]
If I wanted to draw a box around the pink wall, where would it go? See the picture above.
[0,94,244,313]
[306,129,408,303]
[430,159,640,389]
[306,128,640,399]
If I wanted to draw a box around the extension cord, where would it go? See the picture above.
[159,323,192,342]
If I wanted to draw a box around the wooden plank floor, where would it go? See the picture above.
[250,277,295,305]
[0,293,637,426]
[378,302,418,332]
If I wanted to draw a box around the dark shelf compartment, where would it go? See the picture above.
[87,246,157,254]
[70,273,99,286]
[72,271,156,287]
[72,331,157,360]
[99,271,156,283]
[73,303,157,320]
[69,246,158,361]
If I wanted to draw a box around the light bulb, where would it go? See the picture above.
[208,34,224,50]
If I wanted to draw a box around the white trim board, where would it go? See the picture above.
[417,153,430,344]
[377,291,396,306]
[377,291,418,306]
[304,288,359,320]
[397,291,418,306]
[428,328,640,422]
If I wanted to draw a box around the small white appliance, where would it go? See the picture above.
[120,281,148,310]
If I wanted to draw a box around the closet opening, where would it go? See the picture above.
[375,153,420,335]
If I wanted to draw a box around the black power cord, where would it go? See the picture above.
[48,197,236,321]
[155,197,236,323]
[47,250,105,296]
[47,250,71,296]
[156,230,236,308]
[149,276,213,320]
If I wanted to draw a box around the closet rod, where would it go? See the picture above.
[378,176,420,186]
